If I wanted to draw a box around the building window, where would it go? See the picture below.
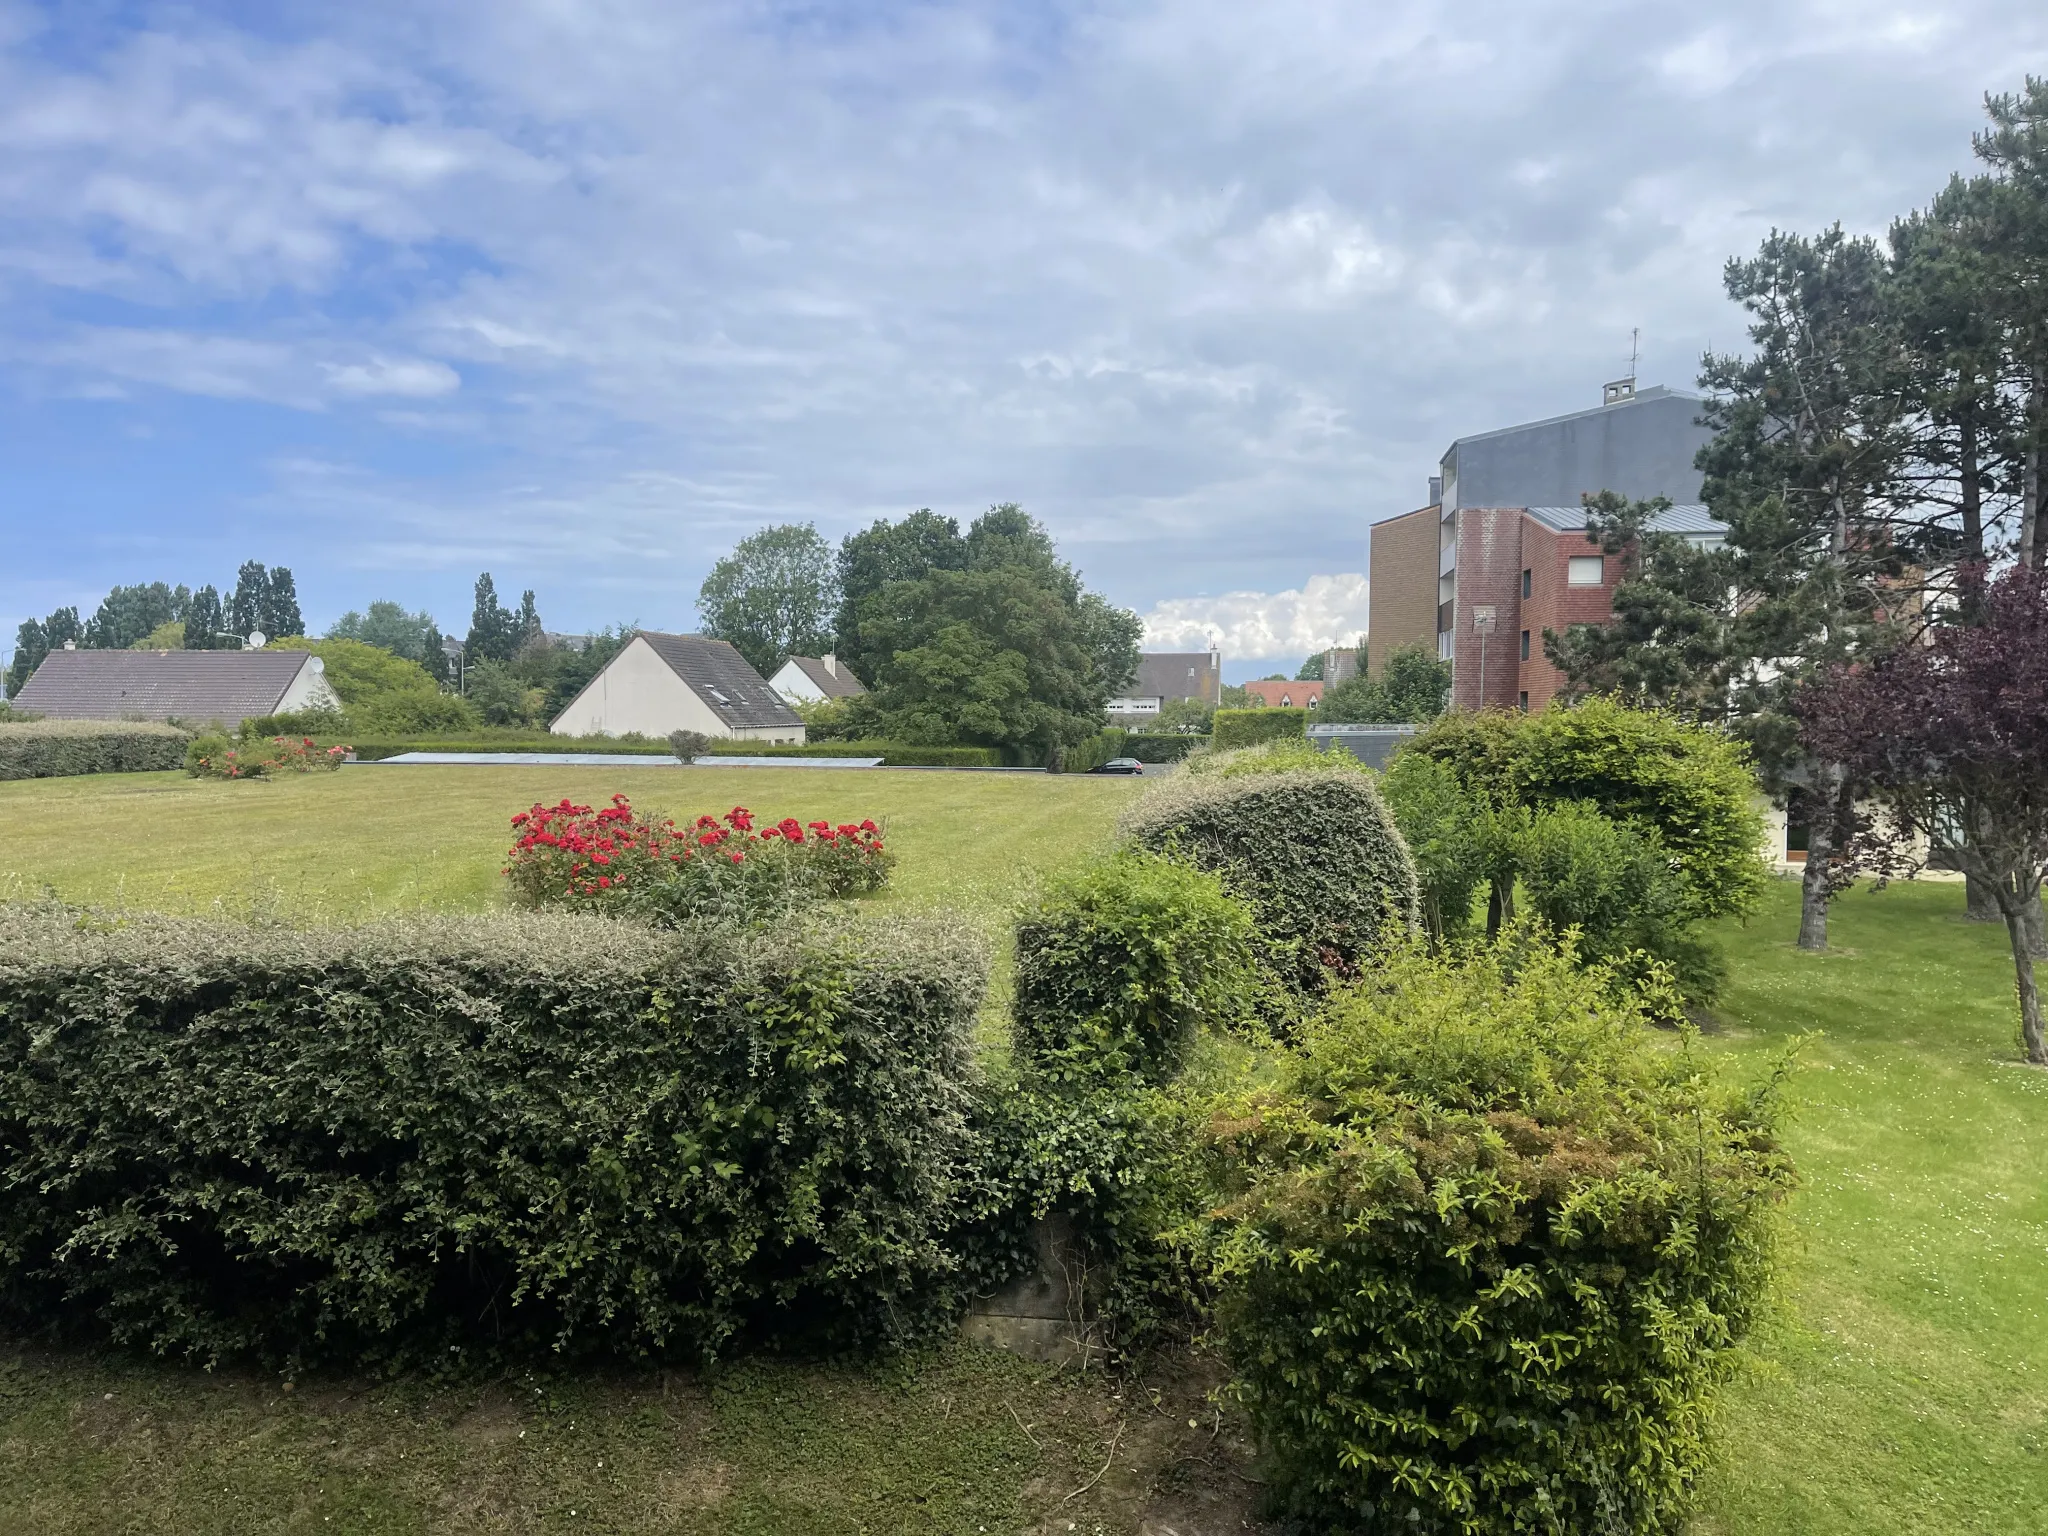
[1519,629,1530,661]
[1567,555,1604,587]
[1518,691,1529,712]
[1521,568,1531,599]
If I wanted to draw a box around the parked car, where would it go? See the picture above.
[1088,757,1145,775]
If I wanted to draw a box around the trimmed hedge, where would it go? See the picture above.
[1211,708,1306,750]
[1013,852,1255,1082]
[1203,939,1794,1532]
[1124,733,1207,763]
[338,737,1002,768]
[1055,728,1128,774]
[0,904,984,1367]
[1120,769,1418,996]
[0,719,190,780]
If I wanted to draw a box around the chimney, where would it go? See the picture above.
[822,653,836,677]
[1428,474,1442,506]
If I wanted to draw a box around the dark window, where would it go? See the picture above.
[1518,691,1529,712]
[1521,568,1532,599]
[1519,629,1530,661]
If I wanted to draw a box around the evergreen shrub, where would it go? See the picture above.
[1055,728,1128,773]
[1012,851,1256,1082]
[1123,732,1207,762]
[1211,707,1307,750]
[0,904,982,1368]
[0,719,189,780]
[1204,939,1794,1534]
[1119,769,1418,995]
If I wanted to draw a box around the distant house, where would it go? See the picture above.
[1244,679,1325,710]
[13,647,340,729]
[1109,651,1223,721]
[550,631,805,744]
[769,653,867,705]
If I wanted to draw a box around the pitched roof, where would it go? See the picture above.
[636,632,805,729]
[1244,679,1324,708]
[782,655,867,699]
[1128,652,1219,701]
[13,648,315,727]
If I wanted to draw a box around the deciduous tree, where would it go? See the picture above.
[697,523,838,678]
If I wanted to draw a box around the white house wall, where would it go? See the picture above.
[550,637,732,738]
[277,659,341,714]
[768,661,826,703]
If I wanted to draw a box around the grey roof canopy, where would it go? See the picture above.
[782,655,867,699]
[13,648,317,728]
[1522,503,1727,539]
[636,632,805,729]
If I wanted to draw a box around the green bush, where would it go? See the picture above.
[1184,737,1367,778]
[667,729,712,763]
[0,720,189,780]
[1123,732,1207,762]
[1379,750,1492,941]
[1119,770,1418,996]
[0,904,983,1368]
[1013,851,1257,1082]
[1054,728,1127,774]
[726,741,1002,767]
[1210,708,1307,750]
[1203,939,1794,1534]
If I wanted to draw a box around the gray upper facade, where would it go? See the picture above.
[1438,385,1714,514]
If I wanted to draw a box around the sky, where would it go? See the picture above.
[3,1,2046,678]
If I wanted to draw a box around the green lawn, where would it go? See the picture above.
[0,768,2042,1533]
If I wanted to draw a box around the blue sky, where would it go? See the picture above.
[4,0,2046,674]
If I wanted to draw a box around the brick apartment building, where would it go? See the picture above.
[1367,381,1727,712]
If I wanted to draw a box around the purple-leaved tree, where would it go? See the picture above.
[1801,565,2048,1064]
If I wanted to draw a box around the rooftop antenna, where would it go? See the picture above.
[1603,328,1642,407]
[1629,327,1640,383]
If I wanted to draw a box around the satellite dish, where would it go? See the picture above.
[247,631,267,649]
[308,657,325,674]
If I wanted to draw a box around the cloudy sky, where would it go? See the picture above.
[3,1,2045,674]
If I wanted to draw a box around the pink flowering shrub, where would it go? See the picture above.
[187,734,351,780]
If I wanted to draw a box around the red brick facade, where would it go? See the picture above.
[1446,510,1614,713]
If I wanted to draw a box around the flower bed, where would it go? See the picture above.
[505,796,891,923]
[186,734,351,780]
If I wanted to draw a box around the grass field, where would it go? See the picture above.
[0,767,2044,1533]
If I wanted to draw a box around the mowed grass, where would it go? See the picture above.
[0,764,1144,927]
[1695,879,2048,1535]
[0,766,2044,1532]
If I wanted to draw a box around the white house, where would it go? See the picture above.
[13,647,340,728]
[768,653,866,705]
[550,632,806,743]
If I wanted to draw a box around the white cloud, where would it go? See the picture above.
[1140,574,1370,661]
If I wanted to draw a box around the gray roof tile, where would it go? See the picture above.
[784,655,867,699]
[14,649,315,728]
[636,633,805,729]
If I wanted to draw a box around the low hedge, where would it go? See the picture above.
[1120,769,1418,996]
[1054,728,1128,774]
[0,719,190,780]
[338,737,1001,767]
[1211,708,1306,750]
[0,904,984,1368]
[1124,733,1207,763]
[1203,939,1794,1532]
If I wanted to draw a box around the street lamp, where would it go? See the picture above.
[1472,606,1497,707]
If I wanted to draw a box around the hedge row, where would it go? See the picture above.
[337,737,1001,768]
[0,720,190,780]
[1123,732,1207,763]
[1211,708,1307,750]
[0,904,985,1367]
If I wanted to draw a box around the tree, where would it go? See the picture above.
[1975,77,2048,567]
[515,589,544,651]
[1295,653,1325,681]
[1801,565,2048,1063]
[1318,643,1450,723]
[226,561,273,643]
[467,659,546,728]
[184,586,226,650]
[265,568,304,642]
[833,509,969,682]
[329,602,443,663]
[5,607,83,696]
[85,583,186,650]
[465,573,518,665]
[697,523,838,678]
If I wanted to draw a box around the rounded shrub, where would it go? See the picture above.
[1118,768,1418,995]
[1202,939,1795,1534]
[1012,850,1257,1082]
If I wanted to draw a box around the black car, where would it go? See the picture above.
[1087,757,1145,775]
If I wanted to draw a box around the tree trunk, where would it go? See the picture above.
[1966,871,2002,922]
[1796,766,1848,952]
[2026,889,2048,960]
[2001,895,2048,1066]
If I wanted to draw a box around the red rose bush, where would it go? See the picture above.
[505,796,891,925]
